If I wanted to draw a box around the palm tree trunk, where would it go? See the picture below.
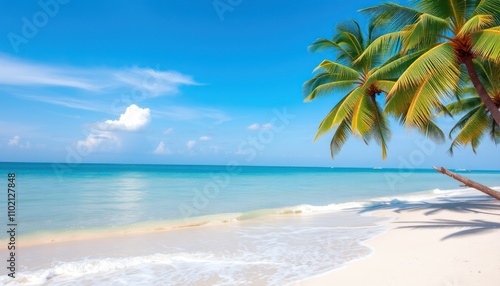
[433,166,500,200]
[463,58,500,126]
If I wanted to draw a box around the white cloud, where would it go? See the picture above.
[153,141,171,155]
[99,104,151,131]
[199,136,212,141]
[76,131,119,153]
[0,55,98,90]
[0,55,197,97]
[8,135,20,146]
[164,128,174,135]
[74,104,149,153]
[262,123,272,129]
[247,123,260,130]
[247,123,272,131]
[17,95,102,112]
[114,67,197,96]
[187,140,196,150]
[6,135,39,149]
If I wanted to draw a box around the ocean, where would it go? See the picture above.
[1,162,499,285]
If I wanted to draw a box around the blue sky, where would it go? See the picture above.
[0,0,498,169]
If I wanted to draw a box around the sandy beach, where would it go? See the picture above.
[300,196,500,286]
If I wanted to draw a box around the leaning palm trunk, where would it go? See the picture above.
[463,58,500,127]
[433,166,500,200]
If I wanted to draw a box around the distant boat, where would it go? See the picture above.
[455,168,466,172]
[373,167,383,170]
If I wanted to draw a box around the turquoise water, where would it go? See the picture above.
[1,162,499,236]
[0,163,499,285]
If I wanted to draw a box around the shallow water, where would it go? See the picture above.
[0,163,498,285]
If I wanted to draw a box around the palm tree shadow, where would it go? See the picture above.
[396,219,500,240]
[356,197,500,217]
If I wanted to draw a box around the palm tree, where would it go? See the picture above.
[445,60,500,153]
[303,20,394,159]
[360,0,500,131]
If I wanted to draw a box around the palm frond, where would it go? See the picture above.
[446,96,482,115]
[335,20,364,47]
[416,0,467,27]
[472,0,500,24]
[360,3,421,29]
[389,43,459,97]
[420,120,446,143]
[314,97,347,140]
[309,38,342,53]
[312,60,360,77]
[329,119,353,158]
[457,14,495,37]
[489,116,500,144]
[335,31,365,63]
[356,31,404,64]
[402,13,450,51]
[449,106,489,154]
[351,93,375,136]
[472,59,497,95]
[367,50,425,85]
[304,80,358,102]
[366,97,391,159]
[404,74,447,128]
[473,26,500,63]
[330,88,365,126]
[373,80,396,93]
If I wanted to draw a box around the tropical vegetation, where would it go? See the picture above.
[303,20,393,159]
[305,0,500,158]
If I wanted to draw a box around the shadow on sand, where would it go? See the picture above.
[354,197,500,240]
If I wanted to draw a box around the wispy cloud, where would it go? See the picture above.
[0,56,99,91]
[247,123,260,130]
[262,123,272,129]
[163,128,174,135]
[17,95,102,112]
[0,55,197,97]
[7,135,33,148]
[187,140,196,150]
[114,67,197,96]
[153,141,171,155]
[8,135,20,146]
[199,136,212,141]
[247,123,272,131]
[76,131,119,153]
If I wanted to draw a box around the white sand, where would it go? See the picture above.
[299,198,500,286]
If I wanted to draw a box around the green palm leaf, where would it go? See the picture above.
[457,14,495,37]
[365,97,391,159]
[390,43,459,94]
[329,119,353,158]
[304,80,358,102]
[360,3,421,29]
[315,97,347,140]
[352,92,376,135]
[473,27,500,63]
[402,13,450,51]
[449,106,489,153]
[472,0,500,23]
[305,19,396,159]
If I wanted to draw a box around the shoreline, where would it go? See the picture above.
[2,188,499,285]
[4,186,487,248]
[298,195,500,286]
